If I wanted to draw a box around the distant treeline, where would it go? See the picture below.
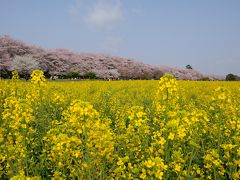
[0,69,98,80]
[0,69,163,80]
[1,68,239,81]
[225,73,240,81]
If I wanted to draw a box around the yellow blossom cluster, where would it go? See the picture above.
[30,70,46,86]
[43,100,115,179]
[11,70,19,81]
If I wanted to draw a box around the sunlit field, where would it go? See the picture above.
[0,71,239,179]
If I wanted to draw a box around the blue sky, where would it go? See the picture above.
[1,0,240,75]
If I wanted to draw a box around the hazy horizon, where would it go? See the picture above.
[1,0,240,76]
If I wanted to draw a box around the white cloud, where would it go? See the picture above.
[67,0,124,51]
[85,0,123,30]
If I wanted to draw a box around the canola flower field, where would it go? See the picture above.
[0,70,239,179]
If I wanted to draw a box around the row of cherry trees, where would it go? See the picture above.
[0,36,164,80]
